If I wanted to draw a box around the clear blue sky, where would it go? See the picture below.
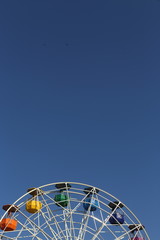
[0,0,159,239]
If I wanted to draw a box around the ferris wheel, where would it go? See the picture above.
[0,182,150,240]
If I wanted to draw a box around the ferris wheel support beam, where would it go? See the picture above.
[65,187,76,240]
[77,190,100,240]
[40,192,67,240]
[40,193,63,240]
[17,209,53,240]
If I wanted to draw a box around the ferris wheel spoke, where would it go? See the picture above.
[65,187,76,240]
[92,193,105,233]
[17,208,53,240]
[39,210,60,240]
[77,202,95,240]
[77,190,101,240]
[91,200,129,240]
[0,233,20,240]
[113,227,135,240]
[40,192,68,240]
[15,214,43,239]
[91,212,98,232]
[40,193,65,240]
[12,216,44,240]
[14,218,35,239]
[90,214,117,240]
[63,210,71,240]
[64,190,93,221]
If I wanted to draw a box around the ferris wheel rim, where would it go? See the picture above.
[0,181,150,240]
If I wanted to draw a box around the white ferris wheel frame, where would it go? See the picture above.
[0,182,150,240]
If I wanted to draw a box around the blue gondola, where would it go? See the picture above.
[108,201,124,225]
[83,187,99,211]
[109,212,124,224]
[83,197,99,211]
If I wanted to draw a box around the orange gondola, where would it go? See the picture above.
[0,205,18,231]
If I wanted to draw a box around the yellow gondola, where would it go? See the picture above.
[25,188,42,213]
[26,200,42,213]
